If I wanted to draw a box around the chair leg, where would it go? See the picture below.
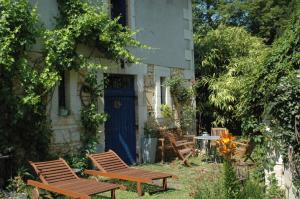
[32,188,39,199]
[111,189,116,199]
[162,178,167,190]
[244,156,255,163]
[161,141,165,163]
[137,182,143,196]
[249,156,255,163]
[182,152,192,166]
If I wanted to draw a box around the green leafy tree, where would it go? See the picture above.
[194,24,268,130]
[193,0,297,44]
[241,5,300,187]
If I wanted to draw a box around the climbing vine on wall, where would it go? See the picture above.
[166,75,197,134]
[49,0,144,156]
[0,0,57,166]
[0,0,143,170]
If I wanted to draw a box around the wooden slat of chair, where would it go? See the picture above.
[85,150,176,196]
[30,158,79,184]
[211,128,227,136]
[89,151,129,173]
[28,158,120,199]
[210,128,227,147]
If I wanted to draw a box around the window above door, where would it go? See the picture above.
[110,0,128,26]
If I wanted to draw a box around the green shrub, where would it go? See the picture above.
[194,178,224,199]
[194,168,224,199]
[223,160,240,199]
[238,180,266,199]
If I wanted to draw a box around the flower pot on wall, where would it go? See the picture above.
[59,107,69,116]
[142,136,158,163]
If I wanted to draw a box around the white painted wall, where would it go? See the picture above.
[265,154,300,199]
[134,0,194,69]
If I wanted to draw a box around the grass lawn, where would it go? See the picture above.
[93,157,222,199]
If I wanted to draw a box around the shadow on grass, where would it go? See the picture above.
[190,162,200,167]
[92,195,111,199]
[102,179,176,196]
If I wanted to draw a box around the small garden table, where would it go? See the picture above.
[194,135,220,159]
[194,135,220,141]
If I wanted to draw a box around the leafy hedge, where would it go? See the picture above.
[0,0,53,166]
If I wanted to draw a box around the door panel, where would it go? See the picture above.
[104,75,136,164]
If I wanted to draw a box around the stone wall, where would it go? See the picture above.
[144,64,155,115]
[49,70,83,154]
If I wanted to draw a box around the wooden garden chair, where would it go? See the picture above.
[233,140,255,163]
[27,158,121,199]
[233,140,256,183]
[84,150,176,196]
[210,127,227,147]
[166,133,196,166]
[158,129,195,163]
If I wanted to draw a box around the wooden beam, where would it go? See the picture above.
[137,182,143,196]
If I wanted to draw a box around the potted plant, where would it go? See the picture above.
[6,174,28,199]
[142,116,159,163]
[160,104,174,129]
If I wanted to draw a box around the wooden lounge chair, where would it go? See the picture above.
[84,150,176,196]
[166,132,196,166]
[27,158,121,199]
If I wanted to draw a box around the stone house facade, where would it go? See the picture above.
[29,0,195,163]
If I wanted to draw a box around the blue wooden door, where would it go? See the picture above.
[104,75,136,164]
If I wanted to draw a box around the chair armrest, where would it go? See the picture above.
[234,141,248,146]
[183,135,195,139]
[175,141,194,147]
[27,180,90,199]
[176,140,188,144]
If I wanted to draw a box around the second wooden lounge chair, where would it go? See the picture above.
[84,150,176,196]
[27,158,120,199]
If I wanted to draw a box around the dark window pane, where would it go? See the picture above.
[160,77,166,105]
[58,72,66,108]
[105,74,134,89]
[111,0,127,26]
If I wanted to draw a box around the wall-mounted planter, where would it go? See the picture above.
[59,108,69,117]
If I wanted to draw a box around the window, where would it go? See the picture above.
[105,74,134,89]
[160,77,166,105]
[58,72,66,109]
[58,71,70,116]
[110,0,128,26]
